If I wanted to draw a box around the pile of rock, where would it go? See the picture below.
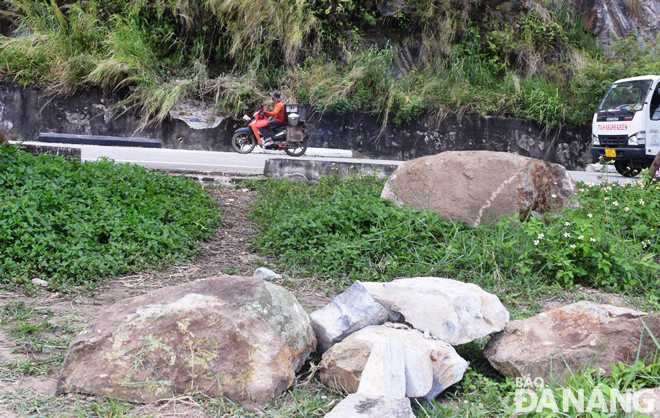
[54,271,660,417]
[311,278,510,416]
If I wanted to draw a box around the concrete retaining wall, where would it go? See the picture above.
[0,84,591,169]
[264,159,400,182]
[19,144,81,161]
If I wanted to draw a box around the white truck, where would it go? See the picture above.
[591,75,660,177]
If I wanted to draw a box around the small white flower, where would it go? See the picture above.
[639,199,645,205]
[624,207,629,212]
[642,241,648,248]
[590,237,596,242]
[565,222,570,226]
[578,235,584,240]
[570,244,576,249]
[612,201,619,206]
[579,188,585,192]
[551,194,557,198]
[588,213,593,218]
[563,232,571,238]
[604,197,609,201]
[534,240,540,246]
[537,233,545,240]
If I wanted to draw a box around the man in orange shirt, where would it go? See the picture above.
[263,91,285,147]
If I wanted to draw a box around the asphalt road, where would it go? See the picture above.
[18,142,397,175]
[16,141,638,185]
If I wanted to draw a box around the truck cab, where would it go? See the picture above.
[591,75,660,177]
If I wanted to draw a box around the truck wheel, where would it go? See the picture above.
[614,161,640,177]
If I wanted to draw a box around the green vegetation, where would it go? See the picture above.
[246,175,659,303]
[1,0,659,129]
[0,146,220,291]
[246,174,660,417]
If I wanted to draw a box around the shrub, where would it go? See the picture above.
[0,146,220,291]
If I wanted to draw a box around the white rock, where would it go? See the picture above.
[357,338,406,398]
[324,393,414,418]
[310,281,391,353]
[254,267,282,280]
[31,278,49,287]
[361,277,509,345]
[320,324,468,400]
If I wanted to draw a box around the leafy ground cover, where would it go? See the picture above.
[246,175,660,307]
[0,146,220,292]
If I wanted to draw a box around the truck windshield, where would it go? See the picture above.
[597,80,653,113]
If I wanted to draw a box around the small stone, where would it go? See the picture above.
[31,278,49,287]
[254,267,282,280]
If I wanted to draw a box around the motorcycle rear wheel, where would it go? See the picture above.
[231,132,256,154]
[284,139,308,157]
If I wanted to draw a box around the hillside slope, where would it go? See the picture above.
[0,0,658,129]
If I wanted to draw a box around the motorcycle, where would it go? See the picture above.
[231,104,308,157]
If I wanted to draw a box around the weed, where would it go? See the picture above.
[0,146,221,291]
[246,176,659,302]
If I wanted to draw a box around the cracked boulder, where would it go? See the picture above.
[484,301,660,383]
[56,276,316,408]
[361,277,510,345]
[319,323,468,400]
[381,151,576,227]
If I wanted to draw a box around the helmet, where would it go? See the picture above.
[270,91,282,100]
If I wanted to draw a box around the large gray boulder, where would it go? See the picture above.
[310,282,391,353]
[56,276,316,407]
[324,393,414,418]
[381,151,576,227]
[319,324,468,400]
[484,301,660,383]
[361,277,510,345]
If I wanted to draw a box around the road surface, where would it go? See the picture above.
[15,141,639,185]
